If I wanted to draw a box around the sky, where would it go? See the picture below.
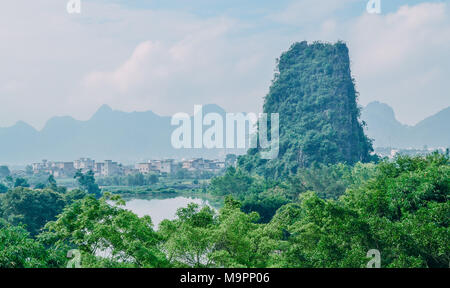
[0,0,449,129]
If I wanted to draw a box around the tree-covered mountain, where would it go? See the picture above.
[239,41,374,178]
[361,101,450,148]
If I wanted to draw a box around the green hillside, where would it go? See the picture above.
[240,41,374,177]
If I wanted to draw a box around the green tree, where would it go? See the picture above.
[147,174,159,185]
[0,166,10,178]
[42,194,168,267]
[34,183,46,189]
[342,154,449,267]
[159,203,216,267]
[208,196,275,268]
[0,183,8,193]
[14,178,30,188]
[74,170,101,198]
[63,189,88,205]
[0,220,54,268]
[209,167,254,197]
[286,162,376,200]
[48,174,57,186]
[4,176,14,188]
[241,192,290,223]
[45,174,67,194]
[271,193,372,268]
[0,187,66,236]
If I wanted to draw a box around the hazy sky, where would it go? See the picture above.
[0,0,449,129]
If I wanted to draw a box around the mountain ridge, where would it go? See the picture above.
[0,104,244,164]
[361,101,449,148]
[0,102,448,164]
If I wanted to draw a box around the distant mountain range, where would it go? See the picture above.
[0,102,448,164]
[0,104,246,164]
[361,101,450,149]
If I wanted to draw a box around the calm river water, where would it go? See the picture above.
[119,195,220,229]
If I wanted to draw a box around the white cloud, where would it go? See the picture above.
[0,0,449,129]
[83,41,164,93]
[347,3,450,125]
[0,1,276,129]
[351,3,449,76]
[75,15,275,118]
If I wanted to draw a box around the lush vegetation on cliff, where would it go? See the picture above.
[239,41,375,178]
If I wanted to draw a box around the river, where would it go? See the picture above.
[118,194,221,229]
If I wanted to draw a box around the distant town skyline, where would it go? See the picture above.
[29,157,230,178]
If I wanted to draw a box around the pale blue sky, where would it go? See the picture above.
[0,0,449,129]
[95,0,444,15]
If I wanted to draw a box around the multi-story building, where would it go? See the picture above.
[74,158,95,172]
[208,160,225,171]
[32,160,48,172]
[182,158,205,171]
[136,160,178,174]
[135,162,154,174]
[32,160,75,177]
[180,158,224,172]
[160,159,178,174]
[54,162,74,171]
[100,160,120,177]
[94,162,104,176]
[123,166,139,175]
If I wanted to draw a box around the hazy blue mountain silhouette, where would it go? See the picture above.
[1,102,448,164]
[361,101,450,148]
[0,104,246,164]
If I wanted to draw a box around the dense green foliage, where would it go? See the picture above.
[208,162,377,221]
[342,154,449,267]
[288,162,377,200]
[96,173,159,187]
[239,41,375,178]
[0,187,66,236]
[0,155,448,268]
[0,219,65,268]
[0,183,7,194]
[74,170,101,198]
[41,194,168,268]
[209,167,289,223]
[13,177,30,188]
[207,154,448,267]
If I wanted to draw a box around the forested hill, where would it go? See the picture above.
[239,41,374,177]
